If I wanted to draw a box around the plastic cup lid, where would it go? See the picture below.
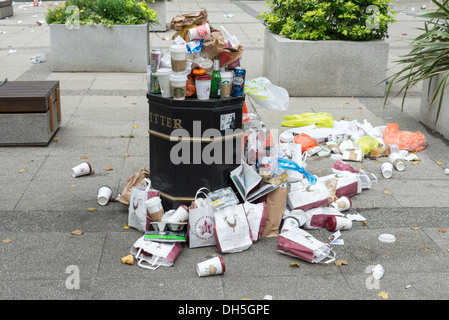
[157,68,172,75]
[221,71,233,79]
[378,233,396,243]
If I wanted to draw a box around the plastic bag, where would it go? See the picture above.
[355,136,385,155]
[282,112,334,128]
[244,77,289,111]
[186,74,196,97]
[383,123,427,152]
[293,133,319,151]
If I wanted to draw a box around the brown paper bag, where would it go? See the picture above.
[119,168,150,206]
[261,186,289,238]
[170,9,209,31]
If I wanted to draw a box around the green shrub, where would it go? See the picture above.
[46,0,158,27]
[260,0,396,41]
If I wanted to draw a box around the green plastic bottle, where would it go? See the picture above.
[210,56,222,99]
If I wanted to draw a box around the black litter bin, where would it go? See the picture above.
[147,93,244,209]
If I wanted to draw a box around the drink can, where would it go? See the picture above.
[231,67,246,97]
[150,49,163,71]
[150,72,161,94]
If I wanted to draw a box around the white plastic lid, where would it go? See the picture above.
[157,68,172,75]
[378,233,396,243]
[169,44,186,53]
[221,71,233,79]
[145,197,161,206]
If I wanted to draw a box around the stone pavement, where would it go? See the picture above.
[1,0,449,303]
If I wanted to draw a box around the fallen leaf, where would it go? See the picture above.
[124,153,130,157]
[378,291,389,299]
[412,161,419,165]
[71,229,84,236]
[81,155,89,159]
[289,262,300,268]
[52,137,59,142]
[87,207,97,212]
[124,224,130,230]
[410,92,415,96]
[105,167,113,171]
[18,168,26,173]
[340,116,349,120]
[2,238,12,243]
[436,161,443,165]
[334,259,348,266]
[384,188,393,195]
[362,221,367,227]
[438,228,447,233]
[425,248,429,252]
[411,227,420,230]
[133,125,138,129]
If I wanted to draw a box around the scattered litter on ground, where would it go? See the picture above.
[378,234,396,243]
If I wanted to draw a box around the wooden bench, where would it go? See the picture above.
[0,80,61,146]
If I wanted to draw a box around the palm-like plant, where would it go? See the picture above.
[385,0,449,125]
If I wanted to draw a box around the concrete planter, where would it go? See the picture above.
[0,0,13,19]
[50,24,150,72]
[149,0,167,32]
[263,29,389,97]
[420,75,449,138]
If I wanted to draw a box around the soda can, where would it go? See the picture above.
[150,49,163,71]
[149,72,161,94]
[231,66,246,97]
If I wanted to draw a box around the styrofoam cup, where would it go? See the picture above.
[167,204,189,223]
[170,73,187,100]
[196,256,225,277]
[72,162,92,177]
[156,68,172,98]
[97,186,113,206]
[170,44,186,72]
[188,23,211,41]
[381,162,393,178]
[195,74,211,100]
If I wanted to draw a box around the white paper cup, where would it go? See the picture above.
[220,71,233,97]
[196,256,225,277]
[389,152,405,171]
[72,162,92,177]
[330,196,352,212]
[170,44,187,72]
[156,68,172,98]
[381,162,393,178]
[280,131,294,143]
[170,73,187,100]
[195,74,211,100]
[97,186,112,206]
[167,204,189,223]
[188,23,211,41]
[145,197,165,222]
[326,216,352,231]
[281,217,300,233]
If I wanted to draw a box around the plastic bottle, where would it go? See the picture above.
[210,56,222,99]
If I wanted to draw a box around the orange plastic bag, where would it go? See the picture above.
[293,133,319,151]
[383,123,427,152]
[186,74,196,97]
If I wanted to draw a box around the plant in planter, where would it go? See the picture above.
[260,0,396,41]
[46,0,159,72]
[259,0,396,97]
[385,0,449,126]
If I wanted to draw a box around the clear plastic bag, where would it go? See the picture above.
[244,77,289,111]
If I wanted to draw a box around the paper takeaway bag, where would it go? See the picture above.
[170,9,209,31]
[119,168,150,206]
[261,186,288,238]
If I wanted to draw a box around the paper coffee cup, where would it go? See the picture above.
[326,216,352,231]
[281,217,300,233]
[195,74,211,100]
[97,186,113,206]
[72,162,92,177]
[381,162,393,178]
[330,196,352,212]
[196,256,225,277]
[170,44,187,72]
[156,68,172,98]
[145,197,164,222]
[389,152,405,171]
[167,204,189,223]
[170,73,187,100]
[188,23,211,41]
[220,71,233,97]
